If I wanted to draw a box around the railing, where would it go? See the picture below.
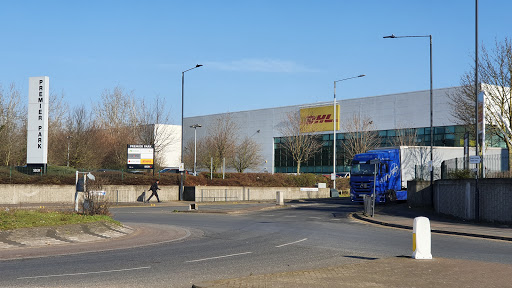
[441,154,511,179]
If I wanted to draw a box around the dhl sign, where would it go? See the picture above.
[300,105,340,132]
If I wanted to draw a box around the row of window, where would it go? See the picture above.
[274,125,506,174]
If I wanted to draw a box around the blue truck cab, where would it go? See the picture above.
[349,148,407,203]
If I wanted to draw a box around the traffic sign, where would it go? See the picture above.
[469,155,481,164]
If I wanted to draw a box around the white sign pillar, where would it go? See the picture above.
[27,76,49,172]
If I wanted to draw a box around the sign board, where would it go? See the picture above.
[127,144,154,169]
[300,105,339,132]
[27,76,49,165]
[469,155,481,164]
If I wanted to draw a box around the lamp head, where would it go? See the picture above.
[383,34,397,38]
[358,74,366,77]
[196,64,203,68]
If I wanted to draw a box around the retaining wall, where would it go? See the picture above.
[0,185,329,205]
[408,179,512,224]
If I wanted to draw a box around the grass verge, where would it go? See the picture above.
[0,209,120,230]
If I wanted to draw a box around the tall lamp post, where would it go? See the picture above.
[333,74,365,191]
[190,124,202,176]
[383,34,433,192]
[66,135,72,167]
[181,64,203,200]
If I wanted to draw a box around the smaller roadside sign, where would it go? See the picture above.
[469,155,481,164]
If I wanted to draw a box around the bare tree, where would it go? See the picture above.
[278,111,322,174]
[93,86,138,168]
[391,123,418,147]
[341,114,379,162]
[204,114,239,172]
[66,105,101,168]
[448,38,512,170]
[48,90,69,166]
[0,83,26,166]
[134,95,178,168]
[231,136,263,172]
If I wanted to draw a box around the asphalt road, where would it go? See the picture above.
[1,200,511,288]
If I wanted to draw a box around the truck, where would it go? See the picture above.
[349,146,468,203]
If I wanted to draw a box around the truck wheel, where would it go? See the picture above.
[386,190,397,202]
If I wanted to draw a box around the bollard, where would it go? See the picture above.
[412,216,432,259]
[276,191,284,205]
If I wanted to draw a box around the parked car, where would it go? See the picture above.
[159,167,189,174]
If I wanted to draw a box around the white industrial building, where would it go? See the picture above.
[182,86,506,174]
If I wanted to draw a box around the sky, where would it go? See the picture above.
[1,0,510,124]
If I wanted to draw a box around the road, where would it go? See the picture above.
[1,200,511,287]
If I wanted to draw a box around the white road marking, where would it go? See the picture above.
[17,266,151,280]
[331,219,342,221]
[275,238,308,248]
[284,216,296,218]
[309,217,321,219]
[185,252,253,263]
[261,214,275,217]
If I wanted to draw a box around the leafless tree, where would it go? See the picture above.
[66,105,101,168]
[448,38,512,170]
[0,83,26,166]
[48,90,70,166]
[341,113,379,162]
[93,86,138,168]
[391,123,418,147]
[135,95,178,167]
[203,114,239,172]
[231,136,263,172]
[278,111,322,174]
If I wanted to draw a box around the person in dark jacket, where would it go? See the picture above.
[147,180,161,203]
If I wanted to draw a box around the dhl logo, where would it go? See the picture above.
[304,114,337,125]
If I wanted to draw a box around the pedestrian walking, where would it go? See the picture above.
[147,180,161,203]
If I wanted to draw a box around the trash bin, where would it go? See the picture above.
[363,194,373,216]
[330,188,339,198]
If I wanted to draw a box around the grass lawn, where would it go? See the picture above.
[0,210,119,230]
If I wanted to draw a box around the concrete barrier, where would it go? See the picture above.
[412,217,432,260]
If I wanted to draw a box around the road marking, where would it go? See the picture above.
[261,214,275,217]
[284,216,296,218]
[309,217,321,219]
[330,219,342,221]
[17,266,151,280]
[275,238,308,248]
[185,252,253,263]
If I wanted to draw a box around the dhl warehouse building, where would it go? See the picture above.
[182,86,507,174]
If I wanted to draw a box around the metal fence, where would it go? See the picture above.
[441,154,511,179]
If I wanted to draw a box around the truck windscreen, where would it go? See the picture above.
[350,163,375,176]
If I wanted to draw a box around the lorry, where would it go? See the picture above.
[349,146,468,203]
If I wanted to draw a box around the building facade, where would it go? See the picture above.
[183,86,504,174]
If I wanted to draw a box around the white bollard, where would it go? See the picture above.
[276,191,284,206]
[412,216,432,259]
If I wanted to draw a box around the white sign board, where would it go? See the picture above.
[127,144,154,169]
[27,76,49,165]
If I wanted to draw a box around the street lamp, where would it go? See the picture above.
[190,124,202,176]
[181,64,203,200]
[66,135,73,167]
[383,34,434,192]
[333,74,365,192]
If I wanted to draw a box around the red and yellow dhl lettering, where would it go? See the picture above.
[141,159,153,164]
[300,105,340,132]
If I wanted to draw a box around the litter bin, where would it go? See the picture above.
[330,188,339,198]
[363,194,373,217]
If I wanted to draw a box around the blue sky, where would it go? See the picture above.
[1,0,510,123]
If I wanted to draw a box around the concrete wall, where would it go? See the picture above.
[0,185,328,205]
[409,179,512,224]
[187,186,330,202]
[0,184,179,205]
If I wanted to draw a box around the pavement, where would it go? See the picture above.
[2,199,512,287]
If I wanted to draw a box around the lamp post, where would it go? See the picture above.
[333,74,365,191]
[181,64,203,200]
[383,34,433,192]
[66,135,73,167]
[190,124,202,176]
